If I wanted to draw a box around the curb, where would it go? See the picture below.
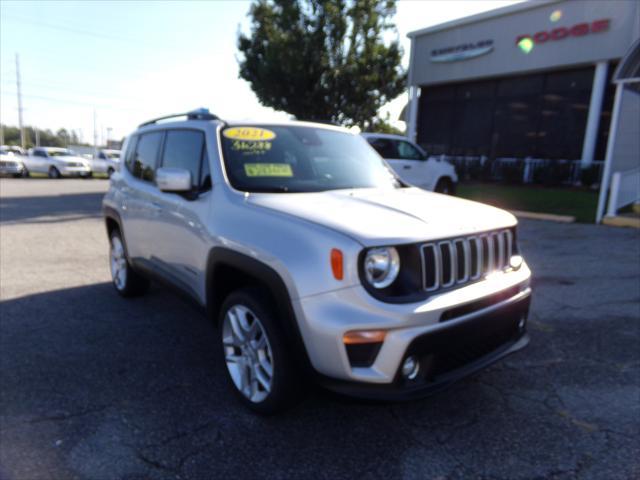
[602,215,640,229]
[509,210,576,223]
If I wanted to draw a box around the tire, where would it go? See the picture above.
[12,173,22,178]
[21,168,30,178]
[109,229,149,297]
[107,167,115,178]
[84,172,93,179]
[219,287,301,414]
[435,178,455,195]
[48,166,61,179]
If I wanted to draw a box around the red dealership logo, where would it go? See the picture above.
[516,19,610,45]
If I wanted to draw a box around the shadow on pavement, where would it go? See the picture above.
[1,279,638,479]
[0,192,105,224]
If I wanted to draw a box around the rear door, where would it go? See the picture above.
[122,130,164,263]
[367,137,421,185]
[392,139,436,190]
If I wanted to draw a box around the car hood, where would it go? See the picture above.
[247,187,517,246]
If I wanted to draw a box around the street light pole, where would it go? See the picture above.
[15,53,26,149]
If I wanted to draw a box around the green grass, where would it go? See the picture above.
[456,182,599,223]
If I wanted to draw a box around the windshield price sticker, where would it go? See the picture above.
[231,140,272,154]
[244,163,293,177]
[223,127,276,141]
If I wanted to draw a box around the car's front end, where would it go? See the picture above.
[56,158,92,177]
[0,155,25,176]
[294,230,530,399]
[248,187,531,400]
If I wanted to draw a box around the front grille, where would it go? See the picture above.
[420,229,513,292]
[0,161,18,167]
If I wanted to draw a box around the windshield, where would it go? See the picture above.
[106,152,120,159]
[48,150,75,157]
[220,125,401,193]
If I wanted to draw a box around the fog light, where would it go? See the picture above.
[518,317,526,331]
[510,255,523,270]
[401,356,420,380]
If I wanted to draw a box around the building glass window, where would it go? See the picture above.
[416,66,615,162]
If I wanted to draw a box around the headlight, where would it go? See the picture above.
[364,247,400,289]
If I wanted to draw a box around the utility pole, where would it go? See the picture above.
[0,124,4,145]
[15,53,25,149]
[35,129,40,147]
[93,108,98,157]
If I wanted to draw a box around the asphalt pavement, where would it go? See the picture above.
[1,178,638,480]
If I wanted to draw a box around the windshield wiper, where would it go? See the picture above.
[248,186,294,193]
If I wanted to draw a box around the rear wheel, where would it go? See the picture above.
[109,229,149,297]
[21,168,30,178]
[48,166,61,179]
[435,178,455,195]
[219,288,300,414]
[107,167,115,177]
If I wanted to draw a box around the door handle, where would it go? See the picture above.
[403,165,412,170]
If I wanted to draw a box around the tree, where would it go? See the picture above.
[238,0,406,128]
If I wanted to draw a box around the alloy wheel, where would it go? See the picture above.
[110,236,127,291]
[222,305,274,403]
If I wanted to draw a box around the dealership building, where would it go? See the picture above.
[406,0,639,221]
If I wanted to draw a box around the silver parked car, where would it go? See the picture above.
[91,149,121,177]
[0,146,26,177]
[23,147,92,178]
[103,109,532,413]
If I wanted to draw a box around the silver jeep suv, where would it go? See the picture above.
[103,109,532,413]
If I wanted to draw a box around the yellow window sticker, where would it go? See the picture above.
[223,127,276,141]
[244,163,293,177]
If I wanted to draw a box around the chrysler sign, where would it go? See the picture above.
[430,39,494,63]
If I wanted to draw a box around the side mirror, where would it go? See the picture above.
[156,167,191,192]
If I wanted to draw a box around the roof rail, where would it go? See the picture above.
[138,108,219,127]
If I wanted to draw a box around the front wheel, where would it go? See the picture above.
[107,167,115,177]
[435,178,456,195]
[109,229,149,297]
[21,168,30,178]
[48,166,61,179]
[219,288,301,414]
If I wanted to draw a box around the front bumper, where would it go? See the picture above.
[319,294,530,400]
[60,166,91,177]
[293,262,532,390]
[0,163,24,175]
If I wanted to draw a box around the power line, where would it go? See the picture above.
[0,90,147,112]
[0,78,141,102]
[1,14,198,52]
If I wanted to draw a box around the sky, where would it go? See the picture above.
[0,0,522,145]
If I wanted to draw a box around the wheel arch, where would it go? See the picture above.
[206,247,312,372]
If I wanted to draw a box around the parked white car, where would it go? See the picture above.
[362,133,458,194]
[23,147,92,178]
[91,149,121,177]
[0,146,26,177]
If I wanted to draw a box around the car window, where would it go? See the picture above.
[132,131,163,182]
[161,130,208,190]
[396,140,423,161]
[367,138,397,159]
[99,152,107,159]
[34,150,47,158]
[124,136,138,171]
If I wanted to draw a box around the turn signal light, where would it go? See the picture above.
[331,248,344,280]
[343,330,386,345]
